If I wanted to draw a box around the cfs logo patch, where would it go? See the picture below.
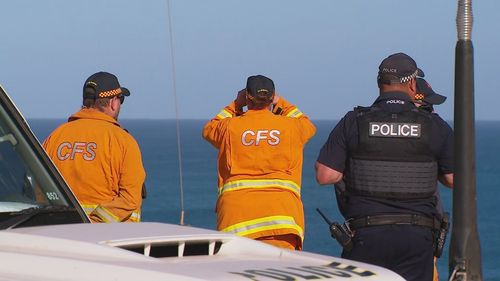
[57,142,97,161]
[241,129,281,146]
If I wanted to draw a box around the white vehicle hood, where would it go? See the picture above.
[2,222,405,281]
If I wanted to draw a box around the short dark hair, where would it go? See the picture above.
[83,97,111,111]
[247,92,273,109]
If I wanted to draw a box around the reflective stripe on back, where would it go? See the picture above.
[221,215,304,239]
[219,179,301,197]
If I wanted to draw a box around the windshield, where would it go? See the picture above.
[0,85,88,226]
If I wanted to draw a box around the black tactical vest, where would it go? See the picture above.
[344,106,438,199]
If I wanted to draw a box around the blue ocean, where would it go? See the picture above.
[30,119,499,280]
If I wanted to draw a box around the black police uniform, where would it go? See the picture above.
[317,92,453,281]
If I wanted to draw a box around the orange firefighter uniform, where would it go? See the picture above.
[43,108,145,223]
[203,97,316,250]
[433,257,439,281]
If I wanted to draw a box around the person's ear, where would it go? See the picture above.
[246,93,254,102]
[110,96,120,111]
[408,79,417,99]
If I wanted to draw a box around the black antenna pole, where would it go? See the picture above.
[449,0,483,280]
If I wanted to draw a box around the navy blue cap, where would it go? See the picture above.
[416,78,446,105]
[378,52,424,84]
[83,72,130,100]
[246,75,275,98]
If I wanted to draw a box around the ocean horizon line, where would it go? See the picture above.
[26,117,500,123]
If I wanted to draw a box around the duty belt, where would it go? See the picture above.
[348,214,440,230]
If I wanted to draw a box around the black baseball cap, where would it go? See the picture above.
[378,52,425,84]
[416,77,446,105]
[83,72,130,100]
[246,75,275,98]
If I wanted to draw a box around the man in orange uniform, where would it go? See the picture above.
[203,75,316,250]
[43,72,146,223]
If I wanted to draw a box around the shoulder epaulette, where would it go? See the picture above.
[413,107,434,120]
[418,104,434,113]
[353,105,375,117]
[353,105,372,112]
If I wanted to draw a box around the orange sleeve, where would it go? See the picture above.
[272,97,300,117]
[273,97,316,144]
[202,101,238,148]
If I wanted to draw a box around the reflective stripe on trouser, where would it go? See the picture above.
[286,108,304,118]
[219,179,301,198]
[220,215,304,241]
[81,204,141,222]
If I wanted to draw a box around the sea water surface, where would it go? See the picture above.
[30,119,499,280]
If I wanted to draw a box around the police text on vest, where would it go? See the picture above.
[369,122,421,138]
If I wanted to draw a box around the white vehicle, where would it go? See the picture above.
[0,84,404,281]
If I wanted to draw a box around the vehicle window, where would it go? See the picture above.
[0,139,38,210]
[0,120,68,212]
[0,87,88,228]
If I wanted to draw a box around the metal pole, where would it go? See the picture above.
[449,0,482,280]
[166,0,185,225]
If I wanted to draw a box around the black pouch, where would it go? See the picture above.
[434,212,450,258]
[334,180,348,217]
[141,183,147,199]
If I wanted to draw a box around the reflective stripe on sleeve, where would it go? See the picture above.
[129,210,141,222]
[219,179,301,197]
[286,108,303,118]
[216,109,233,119]
[93,206,121,223]
[81,204,97,215]
[221,215,304,239]
[81,204,140,222]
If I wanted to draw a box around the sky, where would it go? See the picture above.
[1,0,498,121]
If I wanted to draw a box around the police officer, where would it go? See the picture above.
[315,53,453,281]
[415,77,447,113]
[415,77,452,281]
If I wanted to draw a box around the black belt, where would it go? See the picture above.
[348,214,440,230]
